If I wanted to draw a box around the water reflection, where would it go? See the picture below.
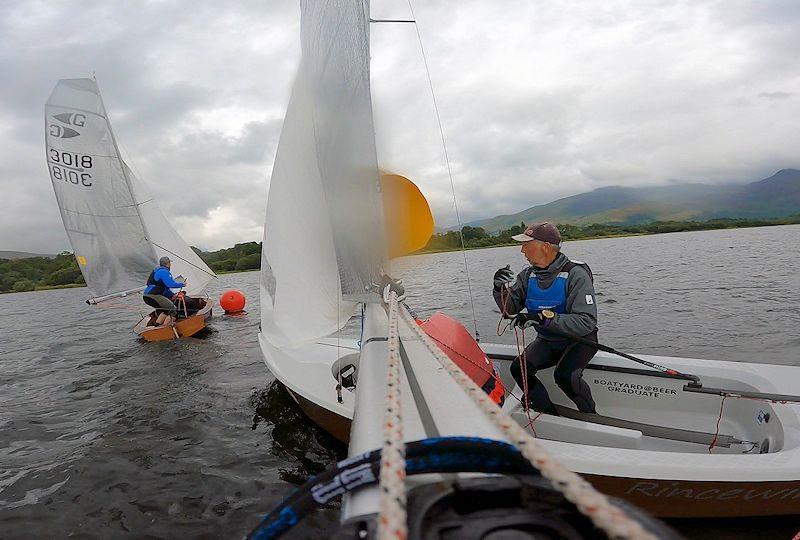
[249,382,346,485]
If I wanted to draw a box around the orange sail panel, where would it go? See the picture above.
[380,172,434,258]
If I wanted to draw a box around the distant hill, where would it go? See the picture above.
[0,251,54,260]
[465,169,800,233]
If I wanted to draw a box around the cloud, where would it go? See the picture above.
[1,0,799,253]
[758,91,792,100]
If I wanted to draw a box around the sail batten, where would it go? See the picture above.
[45,78,215,300]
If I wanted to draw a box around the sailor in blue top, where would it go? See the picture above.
[493,222,598,415]
[144,256,186,300]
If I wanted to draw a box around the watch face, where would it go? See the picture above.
[542,309,555,318]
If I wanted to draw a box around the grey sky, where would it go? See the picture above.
[2,0,799,253]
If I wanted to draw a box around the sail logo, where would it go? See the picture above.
[49,112,86,139]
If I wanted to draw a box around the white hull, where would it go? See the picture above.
[259,319,800,518]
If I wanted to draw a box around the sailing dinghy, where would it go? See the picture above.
[272,337,800,519]
[45,78,216,341]
[253,1,800,528]
[253,2,696,538]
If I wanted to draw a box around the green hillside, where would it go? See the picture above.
[465,169,800,233]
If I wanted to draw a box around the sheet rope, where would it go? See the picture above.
[378,292,407,540]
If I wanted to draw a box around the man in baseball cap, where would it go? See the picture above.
[492,222,599,416]
[511,221,562,244]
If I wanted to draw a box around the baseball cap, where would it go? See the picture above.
[511,222,562,245]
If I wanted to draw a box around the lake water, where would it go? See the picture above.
[1,225,799,538]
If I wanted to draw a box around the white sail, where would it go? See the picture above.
[126,164,215,296]
[260,0,386,347]
[45,78,215,302]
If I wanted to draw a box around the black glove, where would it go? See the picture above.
[493,264,515,289]
[512,312,535,328]
[513,310,555,328]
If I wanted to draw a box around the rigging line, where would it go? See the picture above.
[116,198,155,208]
[336,288,343,403]
[406,0,479,340]
[149,241,217,279]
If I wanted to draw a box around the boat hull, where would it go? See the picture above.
[260,335,800,519]
[585,475,800,518]
[284,386,351,443]
[275,380,800,517]
[133,298,213,341]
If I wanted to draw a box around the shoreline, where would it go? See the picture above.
[414,221,798,255]
[415,232,650,255]
[4,222,798,293]
[1,283,87,295]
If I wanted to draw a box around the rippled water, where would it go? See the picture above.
[1,225,799,538]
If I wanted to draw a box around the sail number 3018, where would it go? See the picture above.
[48,148,93,187]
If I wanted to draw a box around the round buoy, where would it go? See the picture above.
[220,289,246,313]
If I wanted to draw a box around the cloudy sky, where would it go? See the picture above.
[2,0,799,253]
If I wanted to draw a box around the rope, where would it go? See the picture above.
[247,437,543,540]
[707,396,727,454]
[378,292,407,540]
[421,325,541,414]
[149,241,217,279]
[497,285,538,433]
[515,325,538,436]
[397,303,656,540]
[707,393,797,454]
[406,0,479,341]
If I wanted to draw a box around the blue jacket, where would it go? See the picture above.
[144,266,184,298]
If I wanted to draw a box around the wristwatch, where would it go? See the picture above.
[541,309,555,323]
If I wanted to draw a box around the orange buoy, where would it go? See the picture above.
[220,289,246,314]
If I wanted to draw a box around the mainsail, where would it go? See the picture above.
[45,78,215,302]
[260,0,386,347]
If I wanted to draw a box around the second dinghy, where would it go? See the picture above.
[45,78,217,341]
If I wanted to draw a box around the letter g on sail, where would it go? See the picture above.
[49,112,85,138]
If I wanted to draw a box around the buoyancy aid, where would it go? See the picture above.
[417,312,505,406]
[145,266,169,297]
[525,260,593,314]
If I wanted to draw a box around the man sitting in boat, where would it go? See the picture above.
[493,222,598,416]
[145,256,186,299]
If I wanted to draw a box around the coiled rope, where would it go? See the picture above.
[390,294,656,540]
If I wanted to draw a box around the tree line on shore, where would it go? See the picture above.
[0,242,264,294]
[420,215,800,252]
[3,216,799,293]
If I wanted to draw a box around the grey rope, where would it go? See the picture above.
[406,0,480,341]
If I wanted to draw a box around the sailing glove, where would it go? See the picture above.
[493,264,515,290]
[513,310,554,328]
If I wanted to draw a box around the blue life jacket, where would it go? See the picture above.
[145,266,173,297]
[525,260,592,314]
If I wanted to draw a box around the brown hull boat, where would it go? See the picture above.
[282,383,800,518]
[260,326,800,520]
[133,297,213,342]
